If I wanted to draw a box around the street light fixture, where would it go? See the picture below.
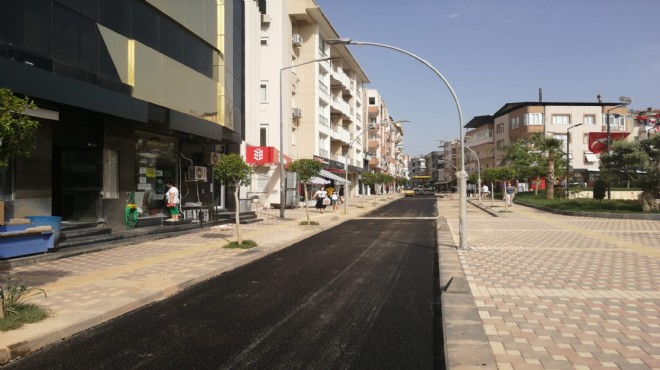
[604,95,632,200]
[279,56,333,218]
[326,38,469,250]
[566,123,583,198]
[344,119,410,214]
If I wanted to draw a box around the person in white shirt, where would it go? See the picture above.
[482,184,490,197]
[313,187,328,213]
[165,180,180,221]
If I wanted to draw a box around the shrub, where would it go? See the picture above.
[593,179,607,200]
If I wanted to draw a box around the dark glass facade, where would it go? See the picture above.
[0,0,246,228]
[0,0,214,97]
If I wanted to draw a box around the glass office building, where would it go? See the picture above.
[0,0,245,228]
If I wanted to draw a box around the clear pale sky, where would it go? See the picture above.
[315,0,660,155]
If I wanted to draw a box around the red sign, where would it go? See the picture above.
[245,146,292,166]
[588,132,630,154]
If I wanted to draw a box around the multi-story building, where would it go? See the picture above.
[486,101,633,186]
[251,0,369,205]
[0,0,245,228]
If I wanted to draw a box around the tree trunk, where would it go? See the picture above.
[0,301,4,319]
[490,181,495,207]
[545,159,555,199]
[234,188,241,244]
[641,191,659,212]
[304,183,310,224]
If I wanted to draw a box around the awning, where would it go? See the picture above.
[310,177,330,185]
[320,169,351,184]
[584,153,599,163]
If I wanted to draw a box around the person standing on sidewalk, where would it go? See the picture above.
[505,182,516,206]
[165,180,181,221]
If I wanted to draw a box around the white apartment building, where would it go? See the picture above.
[248,0,369,206]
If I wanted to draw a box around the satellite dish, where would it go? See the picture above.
[619,96,632,106]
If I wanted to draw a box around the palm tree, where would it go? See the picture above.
[531,134,564,199]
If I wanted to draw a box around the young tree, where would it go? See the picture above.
[214,153,253,244]
[600,135,660,211]
[287,159,323,224]
[482,166,516,209]
[0,88,40,167]
[504,139,546,195]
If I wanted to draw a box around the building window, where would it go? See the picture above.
[260,37,269,46]
[496,140,504,150]
[292,127,297,146]
[583,114,595,125]
[496,123,504,134]
[260,82,268,103]
[368,97,376,105]
[260,124,268,146]
[552,114,571,125]
[525,113,543,125]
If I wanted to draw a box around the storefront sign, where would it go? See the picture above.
[246,146,292,166]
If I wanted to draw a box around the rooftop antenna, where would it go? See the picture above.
[538,88,542,102]
[597,94,603,103]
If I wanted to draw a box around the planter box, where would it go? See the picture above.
[0,230,54,259]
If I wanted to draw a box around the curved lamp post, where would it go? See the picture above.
[565,123,583,198]
[279,56,332,218]
[344,120,409,214]
[604,96,632,200]
[439,139,481,204]
[327,38,468,249]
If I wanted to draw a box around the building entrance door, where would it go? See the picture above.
[53,147,103,223]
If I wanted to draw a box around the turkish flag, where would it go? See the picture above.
[588,132,631,154]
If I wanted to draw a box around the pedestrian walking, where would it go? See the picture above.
[330,191,339,213]
[338,185,345,204]
[505,182,516,206]
[313,186,328,213]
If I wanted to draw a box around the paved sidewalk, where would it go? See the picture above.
[0,194,400,364]
[439,198,660,369]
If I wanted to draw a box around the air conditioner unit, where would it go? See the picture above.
[292,34,303,47]
[187,166,207,181]
[205,152,221,165]
[260,14,271,24]
[292,107,303,118]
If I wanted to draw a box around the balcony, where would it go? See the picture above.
[330,126,351,144]
[330,66,350,90]
[330,95,351,118]
[368,139,380,149]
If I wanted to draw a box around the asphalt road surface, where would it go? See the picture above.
[6,196,442,369]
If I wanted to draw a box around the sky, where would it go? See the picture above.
[315,0,660,155]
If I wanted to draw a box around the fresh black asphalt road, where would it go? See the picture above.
[6,196,442,369]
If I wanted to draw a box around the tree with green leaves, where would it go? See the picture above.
[504,139,546,195]
[287,159,323,224]
[0,88,40,167]
[530,134,566,199]
[599,135,660,211]
[214,153,253,244]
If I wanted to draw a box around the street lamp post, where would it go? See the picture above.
[566,123,583,198]
[344,120,409,214]
[604,96,632,200]
[327,38,468,249]
[279,57,332,218]
[439,139,481,204]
